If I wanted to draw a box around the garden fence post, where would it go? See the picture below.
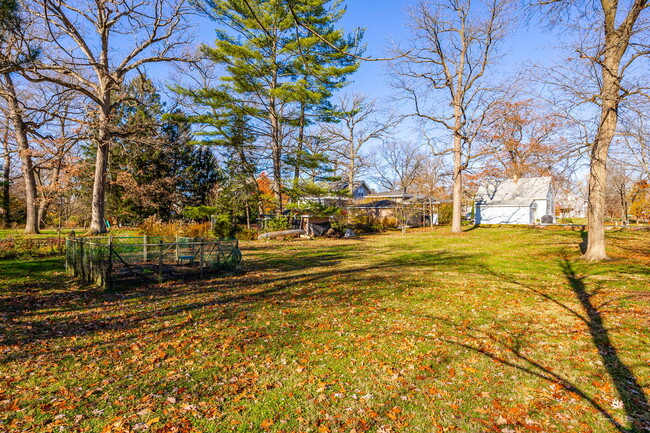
[107,236,113,291]
[158,240,163,284]
[175,235,179,262]
[65,239,69,273]
[143,235,148,262]
[199,242,204,279]
[79,238,85,282]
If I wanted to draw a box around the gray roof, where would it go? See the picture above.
[349,199,398,209]
[475,177,553,206]
[328,180,372,193]
[368,189,412,198]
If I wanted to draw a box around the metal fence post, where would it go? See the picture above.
[199,241,205,279]
[107,236,113,291]
[79,238,85,282]
[158,240,163,283]
[65,239,70,273]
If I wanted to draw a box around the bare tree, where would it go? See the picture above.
[618,105,650,179]
[0,112,12,228]
[606,163,634,225]
[372,140,428,192]
[390,0,511,234]
[32,92,83,228]
[22,0,192,234]
[0,73,41,233]
[533,0,650,260]
[0,2,43,232]
[320,94,394,191]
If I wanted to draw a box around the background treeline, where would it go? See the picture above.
[1,0,649,259]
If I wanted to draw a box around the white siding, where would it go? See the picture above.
[475,205,532,225]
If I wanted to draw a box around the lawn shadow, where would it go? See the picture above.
[0,243,473,354]
[480,259,649,432]
[580,228,588,254]
[560,258,650,432]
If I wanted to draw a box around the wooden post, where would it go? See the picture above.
[79,238,85,281]
[158,240,163,284]
[143,235,148,262]
[107,236,113,291]
[199,241,205,279]
[65,238,70,273]
[175,235,179,262]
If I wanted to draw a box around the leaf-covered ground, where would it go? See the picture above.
[1,227,649,433]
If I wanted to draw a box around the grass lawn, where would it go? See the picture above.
[0,227,648,432]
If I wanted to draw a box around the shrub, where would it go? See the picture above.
[438,203,453,225]
[185,222,212,238]
[212,214,236,239]
[183,206,218,222]
[138,216,187,238]
[265,216,290,231]
[139,216,211,238]
[236,227,259,241]
[0,237,64,259]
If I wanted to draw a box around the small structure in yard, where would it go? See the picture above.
[348,190,440,228]
[66,236,242,289]
[300,215,332,237]
[474,176,555,225]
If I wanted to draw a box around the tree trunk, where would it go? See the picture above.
[293,103,306,189]
[451,104,463,234]
[584,49,622,260]
[38,201,48,230]
[1,138,10,228]
[348,156,355,198]
[269,100,283,215]
[620,188,628,226]
[2,73,39,234]
[36,160,62,231]
[89,105,111,235]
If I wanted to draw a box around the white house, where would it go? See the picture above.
[556,191,587,219]
[474,177,555,225]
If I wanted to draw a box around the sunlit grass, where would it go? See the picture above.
[1,227,648,432]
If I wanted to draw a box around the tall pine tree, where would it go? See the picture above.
[191,0,362,213]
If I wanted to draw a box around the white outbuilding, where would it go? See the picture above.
[474,177,555,225]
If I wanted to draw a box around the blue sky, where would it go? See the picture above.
[184,0,559,103]
[337,0,556,100]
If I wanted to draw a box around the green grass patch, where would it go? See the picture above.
[0,227,648,432]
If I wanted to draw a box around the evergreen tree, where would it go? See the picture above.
[105,76,222,223]
[190,0,362,212]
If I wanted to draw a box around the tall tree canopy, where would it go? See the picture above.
[187,0,362,213]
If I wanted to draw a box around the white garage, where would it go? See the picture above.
[474,177,555,225]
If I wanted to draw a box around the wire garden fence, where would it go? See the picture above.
[66,236,242,289]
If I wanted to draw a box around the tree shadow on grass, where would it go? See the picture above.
[559,258,649,432]
[0,247,474,353]
[481,259,649,432]
[580,228,588,254]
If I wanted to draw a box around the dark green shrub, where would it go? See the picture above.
[265,216,290,231]
[212,214,236,239]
